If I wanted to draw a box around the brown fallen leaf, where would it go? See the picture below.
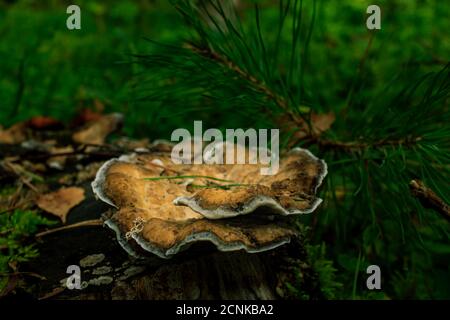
[71,108,103,128]
[0,116,64,144]
[37,187,85,223]
[308,112,336,136]
[46,145,74,170]
[0,122,28,144]
[72,113,123,145]
[280,112,335,147]
[27,116,62,130]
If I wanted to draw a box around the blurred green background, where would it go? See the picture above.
[0,0,449,299]
[1,0,448,137]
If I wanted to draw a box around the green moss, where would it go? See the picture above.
[0,210,55,293]
[284,241,343,300]
[0,187,16,197]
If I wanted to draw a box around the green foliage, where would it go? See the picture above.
[0,0,185,135]
[281,225,342,300]
[1,0,449,299]
[0,210,55,292]
[0,187,16,197]
[312,64,450,299]
[306,243,342,299]
[133,0,449,299]
[282,240,342,300]
[132,0,320,138]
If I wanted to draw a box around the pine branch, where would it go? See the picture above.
[315,136,423,151]
[137,2,449,159]
[185,42,446,154]
[410,179,450,222]
[185,42,303,127]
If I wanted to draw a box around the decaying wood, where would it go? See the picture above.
[28,209,313,300]
[131,251,278,299]
[20,185,315,300]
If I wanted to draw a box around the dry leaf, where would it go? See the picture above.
[71,108,103,128]
[0,117,63,144]
[72,113,123,145]
[46,146,74,170]
[309,112,336,135]
[37,187,85,223]
[0,122,28,144]
[280,112,335,146]
[27,116,62,130]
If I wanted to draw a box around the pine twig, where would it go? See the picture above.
[38,287,66,300]
[187,45,424,153]
[0,200,32,216]
[35,219,103,238]
[0,271,46,280]
[409,179,450,222]
[186,43,303,127]
[10,149,121,162]
[342,32,375,115]
[2,161,39,193]
[315,136,422,151]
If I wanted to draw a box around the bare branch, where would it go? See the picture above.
[410,179,450,222]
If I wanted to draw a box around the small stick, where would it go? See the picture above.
[3,162,39,193]
[0,198,33,216]
[0,228,14,236]
[20,178,38,193]
[14,150,120,161]
[0,205,22,216]
[410,179,450,222]
[38,287,66,300]
[0,271,46,280]
[35,219,103,238]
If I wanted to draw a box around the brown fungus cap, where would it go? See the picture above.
[92,145,327,258]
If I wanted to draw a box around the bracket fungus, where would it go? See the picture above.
[92,143,327,259]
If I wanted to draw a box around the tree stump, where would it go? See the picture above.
[20,183,314,300]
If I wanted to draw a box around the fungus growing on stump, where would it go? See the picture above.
[92,143,327,259]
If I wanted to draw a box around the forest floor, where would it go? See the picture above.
[0,110,316,300]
